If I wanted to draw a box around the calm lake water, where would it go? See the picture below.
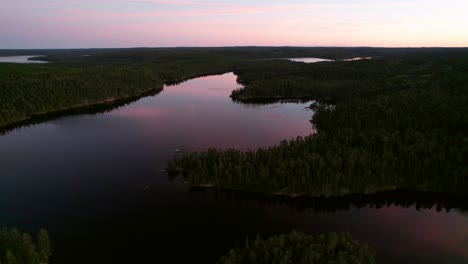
[288,57,373,63]
[0,73,467,264]
[0,55,48,64]
[289,57,332,63]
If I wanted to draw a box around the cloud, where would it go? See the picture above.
[1,0,467,48]
[43,2,315,24]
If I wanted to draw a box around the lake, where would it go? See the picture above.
[0,55,48,64]
[0,73,467,264]
[288,57,373,63]
[289,57,332,63]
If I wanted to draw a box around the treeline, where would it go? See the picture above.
[231,57,458,101]
[2,47,467,129]
[0,53,234,128]
[0,64,163,127]
[3,47,468,63]
[169,53,468,197]
[0,227,51,264]
[218,231,375,264]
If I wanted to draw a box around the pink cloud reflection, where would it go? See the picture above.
[164,73,240,98]
[377,206,468,259]
[112,108,167,118]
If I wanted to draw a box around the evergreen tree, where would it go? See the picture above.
[37,230,50,264]
[6,251,18,264]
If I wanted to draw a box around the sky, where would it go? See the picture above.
[1,0,467,48]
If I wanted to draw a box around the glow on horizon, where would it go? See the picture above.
[1,0,467,48]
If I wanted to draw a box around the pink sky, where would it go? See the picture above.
[1,0,467,48]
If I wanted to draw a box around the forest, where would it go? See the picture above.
[2,47,467,128]
[168,49,468,197]
[1,47,467,196]
[0,50,235,128]
[1,47,467,263]
[0,228,51,264]
[217,231,375,264]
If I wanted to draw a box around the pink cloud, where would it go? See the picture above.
[44,3,313,24]
[3,0,467,48]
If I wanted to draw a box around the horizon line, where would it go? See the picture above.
[1,45,468,50]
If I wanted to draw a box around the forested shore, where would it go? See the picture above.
[168,49,468,197]
[2,47,466,128]
[0,53,234,129]
[1,47,467,197]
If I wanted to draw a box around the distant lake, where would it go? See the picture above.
[288,57,373,63]
[0,55,48,64]
[344,56,373,61]
[0,73,466,264]
[289,57,332,63]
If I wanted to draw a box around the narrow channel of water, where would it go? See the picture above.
[0,73,466,264]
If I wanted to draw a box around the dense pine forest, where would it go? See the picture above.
[1,47,467,196]
[1,47,467,263]
[168,49,468,197]
[218,231,375,264]
[1,47,466,128]
[0,228,51,264]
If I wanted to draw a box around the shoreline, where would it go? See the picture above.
[0,70,231,133]
[185,182,467,201]
[230,94,335,104]
[185,182,395,198]
[187,184,468,212]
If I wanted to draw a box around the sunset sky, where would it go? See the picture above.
[1,0,467,48]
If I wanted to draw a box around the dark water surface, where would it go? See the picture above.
[0,73,467,264]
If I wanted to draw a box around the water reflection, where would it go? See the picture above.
[189,188,468,213]
[0,73,466,264]
[231,97,316,105]
[108,73,314,150]
[189,188,468,264]
[0,89,163,136]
